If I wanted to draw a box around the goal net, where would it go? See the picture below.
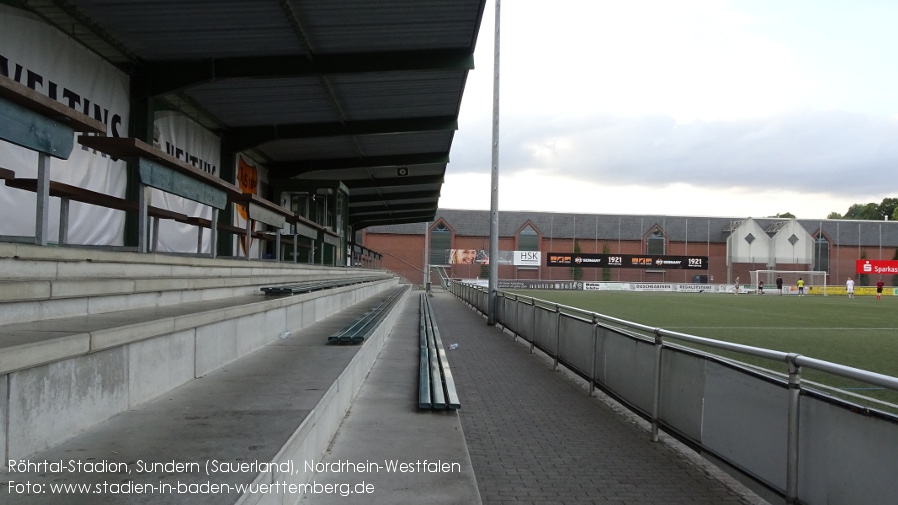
[750,270,828,295]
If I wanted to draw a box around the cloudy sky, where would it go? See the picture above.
[441,0,898,219]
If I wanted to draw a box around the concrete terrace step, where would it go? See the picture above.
[0,275,401,470]
[0,243,394,325]
[2,285,412,505]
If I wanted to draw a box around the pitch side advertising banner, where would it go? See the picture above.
[546,253,708,269]
[856,260,898,275]
[498,280,583,290]
[514,251,541,266]
[0,5,129,245]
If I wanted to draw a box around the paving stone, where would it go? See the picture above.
[429,292,767,505]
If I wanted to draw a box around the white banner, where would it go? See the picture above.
[585,282,719,292]
[514,251,541,266]
[150,112,221,253]
[584,282,624,291]
[0,5,130,245]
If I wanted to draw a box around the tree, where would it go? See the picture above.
[880,198,898,220]
[769,212,795,218]
[844,203,881,220]
[827,212,843,219]
[840,198,898,220]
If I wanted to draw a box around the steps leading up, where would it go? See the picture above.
[0,243,401,476]
[2,285,412,504]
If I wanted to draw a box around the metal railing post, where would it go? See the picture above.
[651,328,663,442]
[590,315,599,396]
[511,294,518,341]
[786,353,802,505]
[553,303,561,370]
[530,299,536,354]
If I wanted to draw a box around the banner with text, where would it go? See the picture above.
[547,253,708,269]
[498,280,583,290]
[856,260,898,275]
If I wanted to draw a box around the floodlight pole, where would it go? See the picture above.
[487,0,501,326]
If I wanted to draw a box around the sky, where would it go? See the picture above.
[441,0,898,219]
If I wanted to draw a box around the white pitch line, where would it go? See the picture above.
[667,327,898,331]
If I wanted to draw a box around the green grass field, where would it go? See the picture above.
[508,289,898,408]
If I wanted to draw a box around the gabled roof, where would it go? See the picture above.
[17,1,487,229]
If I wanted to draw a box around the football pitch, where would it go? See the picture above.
[508,289,898,407]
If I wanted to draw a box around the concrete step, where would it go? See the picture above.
[1,285,411,504]
[0,278,402,470]
[0,243,394,324]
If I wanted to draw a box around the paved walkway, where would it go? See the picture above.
[427,291,766,505]
[311,290,766,505]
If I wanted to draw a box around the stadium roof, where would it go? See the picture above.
[16,0,487,229]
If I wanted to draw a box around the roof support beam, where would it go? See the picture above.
[224,116,458,152]
[134,50,475,96]
[348,202,438,215]
[269,152,448,177]
[351,213,437,229]
[341,174,444,189]
[348,190,441,204]
[270,174,442,193]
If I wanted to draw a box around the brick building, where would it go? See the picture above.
[362,209,898,288]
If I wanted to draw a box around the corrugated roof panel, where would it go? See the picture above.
[355,131,453,157]
[259,136,357,160]
[68,0,306,58]
[294,0,484,53]
[331,72,465,120]
[187,77,338,125]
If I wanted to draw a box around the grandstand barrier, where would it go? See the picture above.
[450,280,898,505]
[0,74,106,247]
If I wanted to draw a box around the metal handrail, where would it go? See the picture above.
[494,286,898,393]
[450,280,898,505]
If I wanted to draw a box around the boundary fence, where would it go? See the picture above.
[450,280,898,505]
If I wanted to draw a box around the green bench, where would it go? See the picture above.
[260,276,387,295]
[326,288,405,344]
[419,294,460,410]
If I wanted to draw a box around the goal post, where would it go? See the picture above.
[750,270,829,295]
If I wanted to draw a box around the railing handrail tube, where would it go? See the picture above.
[480,281,898,393]
[794,355,898,391]
[657,328,791,363]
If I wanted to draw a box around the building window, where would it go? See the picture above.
[430,222,451,266]
[647,229,666,255]
[518,224,539,251]
[813,235,829,272]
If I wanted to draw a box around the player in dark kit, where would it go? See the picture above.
[776,275,783,295]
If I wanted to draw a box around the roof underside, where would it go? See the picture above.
[16,0,487,229]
